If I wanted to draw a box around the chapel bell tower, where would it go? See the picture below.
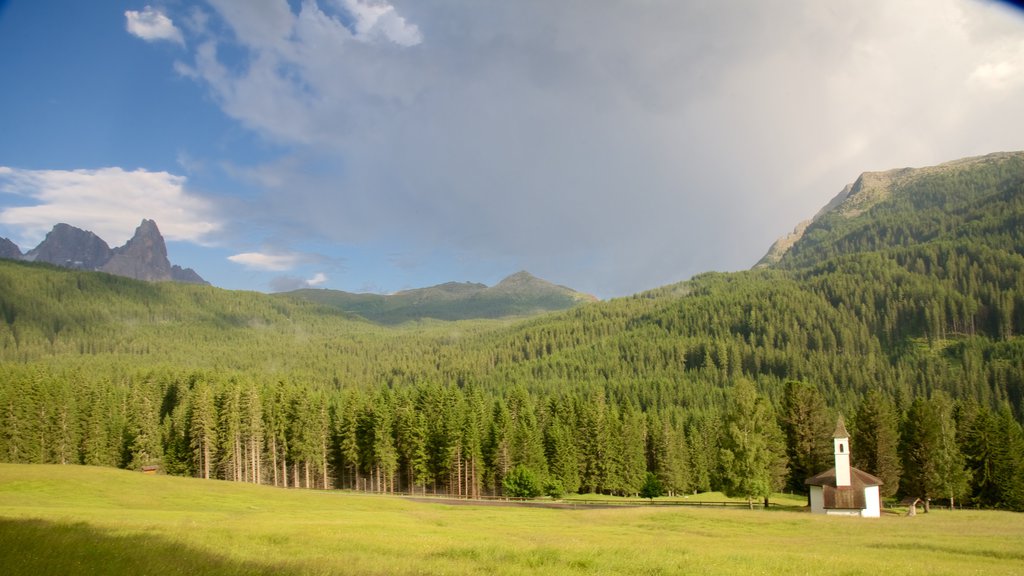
[833,415,851,488]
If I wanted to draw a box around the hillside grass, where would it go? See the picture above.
[2,465,1022,575]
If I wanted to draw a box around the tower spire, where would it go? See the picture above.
[833,415,851,487]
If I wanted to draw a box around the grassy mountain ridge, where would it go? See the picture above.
[282,271,596,324]
[757,151,1024,267]
[780,152,1024,269]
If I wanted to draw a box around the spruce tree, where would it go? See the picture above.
[852,388,902,497]
[188,379,217,480]
[901,394,971,510]
[780,380,832,492]
[719,379,788,508]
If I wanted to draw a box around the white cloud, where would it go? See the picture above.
[125,6,184,45]
[0,167,220,247]
[970,60,1018,89]
[341,0,422,46]
[307,272,328,286]
[227,251,303,271]
[967,37,1024,91]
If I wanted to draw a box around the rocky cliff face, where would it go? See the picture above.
[101,219,174,281]
[0,237,21,260]
[2,219,207,285]
[25,223,112,270]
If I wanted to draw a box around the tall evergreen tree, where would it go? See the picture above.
[188,378,218,480]
[686,412,720,493]
[606,402,647,496]
[779,380,832,492]
[901,394,971,510]
[719,379,788,508]
[852,388,902,497]
[394,395,430,494]
[544,410,581,495]
[126,383,162,470]
[577,391,610,494]
[648,411,690,495]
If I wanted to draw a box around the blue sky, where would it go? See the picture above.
[2,1,1023,298]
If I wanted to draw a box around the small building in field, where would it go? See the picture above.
[804,416,883,517]
[141,465,159,475]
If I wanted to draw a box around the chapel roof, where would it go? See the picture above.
[804,466,883,489]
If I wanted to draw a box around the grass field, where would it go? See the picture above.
[1,464,1022,575]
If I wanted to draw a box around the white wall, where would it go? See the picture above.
[861,486,881,518]
[809,486,824,514]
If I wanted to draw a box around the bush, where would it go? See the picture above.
[639,472,664,500]
[503,465,541,498]
[543,478,565,499]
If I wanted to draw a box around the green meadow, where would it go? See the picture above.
[1,464,1021,576]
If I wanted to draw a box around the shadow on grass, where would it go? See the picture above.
[0,518,300,576]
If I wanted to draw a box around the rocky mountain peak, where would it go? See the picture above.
[25,223,112,270]
[101,219,173,282]
[492,271,549,293]
[3,219,206,285]
[0,237,22,260]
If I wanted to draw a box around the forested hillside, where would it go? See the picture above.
[1,153,1023,510]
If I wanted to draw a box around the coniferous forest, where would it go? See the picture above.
[1,152,1023,510]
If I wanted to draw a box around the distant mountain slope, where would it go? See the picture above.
[3,219,206,284]
[756,151,1024,268]
[0,257,370,372]
[283,271,596,324]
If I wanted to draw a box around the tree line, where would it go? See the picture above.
[2,365,1021,510]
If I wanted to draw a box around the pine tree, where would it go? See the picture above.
[719,379,788,508]
[216,382,243,481]
[577,391,610,494]
[335,390,362,490]
[126,383,162,470]
[369,389,397,493]
[188,378,218,480]
[901,394,970,510]
[780,380,832,492]
[932,393,971,509]
[240,382,263,484]
[395,397,430,494]
[992,405,1024,511]
[648,412,691,496]
[606,402,647,496]
[544,412,581,495]
[686,412,720,493]
[852,388,902,497]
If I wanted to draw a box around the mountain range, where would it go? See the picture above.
[0,220,595,322]
[0,219,206,284]
[282,271,597,324]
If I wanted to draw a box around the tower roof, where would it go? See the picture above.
[833,415,849,439]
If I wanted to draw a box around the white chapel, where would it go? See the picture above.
[804,416,883,517]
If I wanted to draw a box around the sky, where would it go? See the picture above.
[1,1,1023,299]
